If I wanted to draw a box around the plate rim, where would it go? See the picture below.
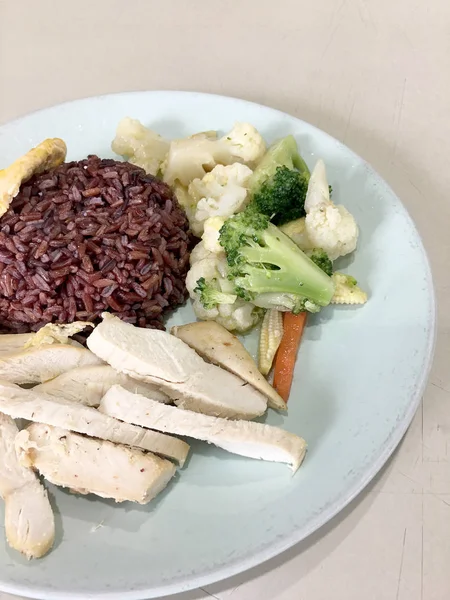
[0,90,437,600]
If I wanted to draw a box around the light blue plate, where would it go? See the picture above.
[0,92,435,600]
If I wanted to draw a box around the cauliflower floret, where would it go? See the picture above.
[188,164,252,234]
[304,159,359,260]
[186,250,260,333]
[162,123,265,188]
[215,300,261,333]
[111,117,169,176]
[220,122,266,165]
[186,257,223,298]
[202,217,226,254]
[162,138,233,187]
[190,240,214,265]
[191,298,260,333]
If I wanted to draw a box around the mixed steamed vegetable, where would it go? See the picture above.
[112,117,367,401]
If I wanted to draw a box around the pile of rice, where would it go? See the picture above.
[0,155,192,333]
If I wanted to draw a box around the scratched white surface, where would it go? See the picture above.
[0,0,449,598]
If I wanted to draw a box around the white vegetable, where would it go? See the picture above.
[202,216,226,253]
[189,163,252,234]
[304,159,359,260]
[331,273,368,305]
[189,240,216,265]
[162,137,231,187]
[111,117,169,176]
[220,122,266,165]
[186,256,260,333]
[259,309,284,376]
[162,122,265,187]
[186,256,227,297]
[213,300,261,333]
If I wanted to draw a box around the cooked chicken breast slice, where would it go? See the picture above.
[16,424,175,504]
[0,138,67,217]
[172,321,287,411]
[0,333,82,356]
[0,345,104,385]
[100,386,307,472]
[35,365,170,407]
[0,382,189,466]
[0,413,54,559]
[87,314,267,420]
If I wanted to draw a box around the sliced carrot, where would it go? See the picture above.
[273,312,307,402]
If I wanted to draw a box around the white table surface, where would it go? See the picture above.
[0,1,449,598]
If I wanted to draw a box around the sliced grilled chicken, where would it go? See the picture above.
[0,345,103,385]
[172,321,287,411]
[0,382,189,466]
[87,314,267,420]
[100,386,307,472]
[0,332,82,356]
[16,424,175,504]
[0,413,54,558]
[35,365,170,407]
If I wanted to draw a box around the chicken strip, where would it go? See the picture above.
[87,314,267,420]
[0,332,82,356]
[100,386,307,472]
[0,413,54,558]
[35,365,170,407]
[0,344,103,385]
[0,138,67,217]
[0,382,189,466]
[16,424,175,504]
[171,321,287,411]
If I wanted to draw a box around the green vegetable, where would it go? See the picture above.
[252,166,309,225]
[307,248,333,277]
[194,277,237,310]
[248,135,309,194]
[248,136,310,226]
[218,208,335,313]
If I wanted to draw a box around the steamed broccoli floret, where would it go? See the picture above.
[218,208,335,313]
[194,277,237,310]
[248,136,311,227]
[308,248,333,277]
[252,166,309,225]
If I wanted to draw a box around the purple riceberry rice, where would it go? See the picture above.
[0,156,192,333]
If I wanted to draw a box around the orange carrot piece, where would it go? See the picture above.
[273,312,307,402]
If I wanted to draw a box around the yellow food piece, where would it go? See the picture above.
[330,273,368,305]
[258,309,284,375]
[0,138,67,217]
[24,322,94,349]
